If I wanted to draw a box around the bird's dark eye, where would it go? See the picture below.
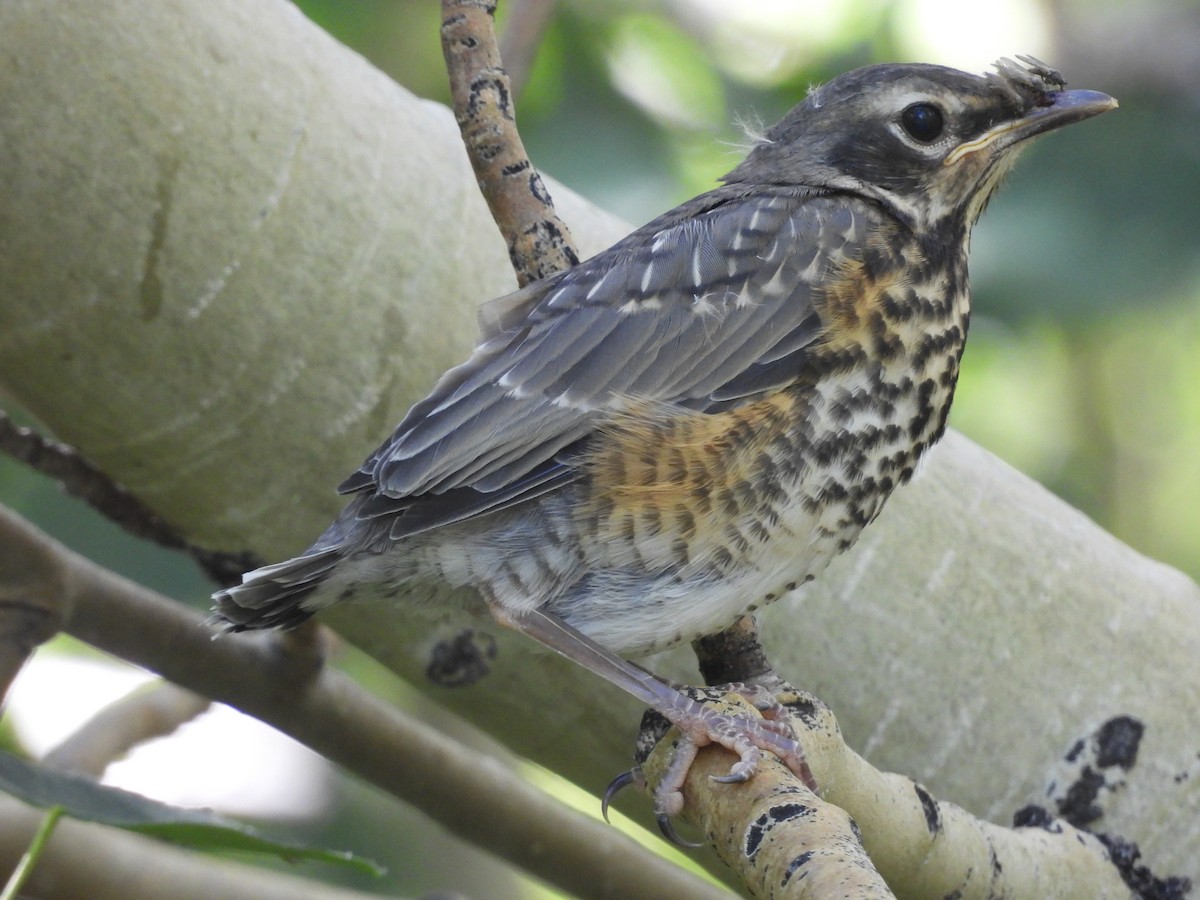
[900,103,944,142]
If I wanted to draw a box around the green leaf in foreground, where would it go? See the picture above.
[0,751,383,876]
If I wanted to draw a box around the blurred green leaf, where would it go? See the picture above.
[0,752,383,876]
[604,13,726,130]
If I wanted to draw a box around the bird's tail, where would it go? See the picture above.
[212,548,342,631]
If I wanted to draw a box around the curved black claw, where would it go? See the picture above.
[656,812,704,849]
[602,769,640,823]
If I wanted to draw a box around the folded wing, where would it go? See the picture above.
[341,187,865,537]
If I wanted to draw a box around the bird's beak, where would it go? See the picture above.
[945,89,1118,165]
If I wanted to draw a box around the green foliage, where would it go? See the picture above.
[0,751,383,876]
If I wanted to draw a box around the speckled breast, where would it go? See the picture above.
[549,273,972,657]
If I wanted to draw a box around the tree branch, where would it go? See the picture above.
[0,491,69,703]
[637,689,1138,898]
[441,0,579,285]
[639,694,894,898]
[0,410,257,587]
[43,683,212,779]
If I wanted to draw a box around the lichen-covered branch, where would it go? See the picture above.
[640,690,1140,899]
[440,0,579,285]
[640,693,894,898]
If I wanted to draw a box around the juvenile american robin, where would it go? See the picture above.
[215,58,1115,820]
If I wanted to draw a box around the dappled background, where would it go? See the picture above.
[2,0,1197,896]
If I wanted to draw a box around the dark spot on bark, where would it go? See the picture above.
[914,782,940,834]
[781,851,814,887]
[468,74,511,117]
[1011,804,1060,832]
[744,812,770,859]
[425,629,498,688]
[1057,766,1106,827]
[140,160,178,321]
[691,618,772,686]
[780,693,822,726]
[1097,832,1193,900]
[769,802,814,824]
[1096,716,1144,770]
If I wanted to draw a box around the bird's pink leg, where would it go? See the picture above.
[495,607,816,830]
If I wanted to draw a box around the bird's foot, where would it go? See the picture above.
[607,684,817,846]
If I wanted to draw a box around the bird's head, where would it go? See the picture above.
[724,57,1116,236]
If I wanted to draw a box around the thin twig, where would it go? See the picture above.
[0,409,173,546]
[44,682,212,778]
[440,0,579,286]
[0,604,60,706]
[0,495,68,703]
[0,408,259,587]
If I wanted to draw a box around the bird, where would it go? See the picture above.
[215,57,1115,824]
